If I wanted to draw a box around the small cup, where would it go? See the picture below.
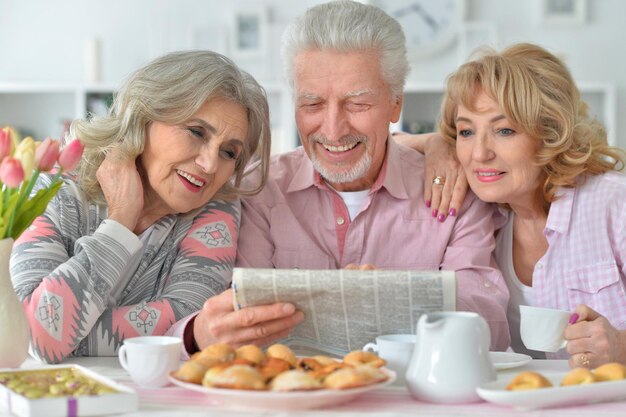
[520,305,571,352]
[363,334,416,385]
[118,336,182,387]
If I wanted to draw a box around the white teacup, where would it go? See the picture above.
[118,336,182,387]
[520,305,572,352]
[363,334,416,385]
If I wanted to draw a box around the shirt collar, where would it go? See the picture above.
[285,135,409,199]
[545,186,575,234]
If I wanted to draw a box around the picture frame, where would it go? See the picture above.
[538,0,587,26]
[230,8,268,58]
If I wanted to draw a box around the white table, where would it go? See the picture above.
[3,357,626,416]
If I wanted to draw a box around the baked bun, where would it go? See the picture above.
[204,364,265,390]
[235,344,266,366]
[593,362,626,382]
[506,371,553,391]
[323,366,379,389]
[259,357,292,382]
[561,367,596,386]
[343,350,386,368]
[310,355,339,366]
[266,344,297,368]
[196,343,235,365]
[270,370,323,391]
[172,359,208,384]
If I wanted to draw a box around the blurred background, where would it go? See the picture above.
[0,0,623,154]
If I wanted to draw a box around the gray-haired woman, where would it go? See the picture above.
[10,50,271,364]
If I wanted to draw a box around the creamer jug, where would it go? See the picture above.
[405,312,495,403]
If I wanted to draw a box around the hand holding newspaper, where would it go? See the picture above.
[232,268,456,356]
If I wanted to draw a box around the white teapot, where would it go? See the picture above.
[405,312,495,403]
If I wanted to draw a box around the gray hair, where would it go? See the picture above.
[281,0,410,100]
[70,50,270,203]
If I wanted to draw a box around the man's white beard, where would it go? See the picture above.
[311,150,372,184]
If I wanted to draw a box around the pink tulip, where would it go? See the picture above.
[0,157,24,188]
[57,139,85,172]
[35,138,61,171]
[0,128,11,160]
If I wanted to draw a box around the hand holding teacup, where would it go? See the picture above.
[565,304,626,369]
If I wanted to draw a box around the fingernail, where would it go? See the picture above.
[282,304,295,314]
[438,213,445,222]
[568,313,579,324]
[425,200,431,208]
[432,209,438,218]
[449,208,456,217]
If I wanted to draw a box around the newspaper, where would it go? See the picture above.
[232,268,456,357]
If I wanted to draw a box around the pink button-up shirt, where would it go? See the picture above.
[529,172,626,327]
[236,139,510,350]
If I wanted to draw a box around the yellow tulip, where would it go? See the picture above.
[13,136,36,181]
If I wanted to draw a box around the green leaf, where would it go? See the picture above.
[9,180,63,239]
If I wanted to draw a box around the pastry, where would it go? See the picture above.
[269,370,323,391]
[203,364,265,390]
[561,367,596,386]
[343,350,386,368]
[259,357,292,381]
[266,344,297,368]
[297,357,324,372]
[310,355,339,366]
[506,371,553,390]
[195,343,235,366]
[309,362,350,380]
[353,364,388,384]
[172,360,208,384]
[593,362,626,382]
[201,362,232,387]
[235,344,266,366]
[323,366,375,389]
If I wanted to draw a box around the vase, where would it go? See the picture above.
[0,238,30,367]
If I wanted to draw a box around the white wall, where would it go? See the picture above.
[1,0,625,149]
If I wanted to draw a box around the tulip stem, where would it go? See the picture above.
[7,169,41,238]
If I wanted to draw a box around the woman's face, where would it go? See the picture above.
[455,91,545,211]
[140,96,248,215]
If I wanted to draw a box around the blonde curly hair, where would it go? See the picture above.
[439,43,625,204]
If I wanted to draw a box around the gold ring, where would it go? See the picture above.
[581,354,590,367]
[433,176,445,186]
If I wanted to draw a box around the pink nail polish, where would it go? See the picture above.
[449,208,457,217]
[425,200,431,208]
[438,213,445,222]
[568,313,579,324]
[432,209,438,218]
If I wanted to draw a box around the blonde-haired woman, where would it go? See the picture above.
[440,43,626,368]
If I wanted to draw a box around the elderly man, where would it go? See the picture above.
[175,0,509,354]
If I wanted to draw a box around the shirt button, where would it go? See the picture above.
[536,263,543,270]
[484,282,491,288]
[337,217,345,225]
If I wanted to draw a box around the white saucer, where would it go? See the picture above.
[489,351,532,370]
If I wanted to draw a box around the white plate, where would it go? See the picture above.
[169,368,396,411]
[477,371,626,410]
[489,351,532,370]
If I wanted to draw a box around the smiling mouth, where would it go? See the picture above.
[476,171,504,177]
[321,142,359,153]
[176,169,205,187]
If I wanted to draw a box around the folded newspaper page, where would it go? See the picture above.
[232,268,456,357]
